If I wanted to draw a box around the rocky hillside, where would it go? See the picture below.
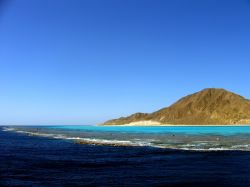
[102,88,250,125]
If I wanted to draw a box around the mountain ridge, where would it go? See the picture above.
[102,88,250,125]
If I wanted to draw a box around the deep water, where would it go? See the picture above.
[0,128,250,186]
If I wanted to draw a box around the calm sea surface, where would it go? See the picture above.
[1,125,250,186]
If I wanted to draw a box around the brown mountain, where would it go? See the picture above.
[102,88,250,125]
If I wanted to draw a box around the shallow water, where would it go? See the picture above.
[50,125,250,135]
[4,125,250,151]
[0,127,250,186]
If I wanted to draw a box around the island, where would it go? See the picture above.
[101,88,250,126]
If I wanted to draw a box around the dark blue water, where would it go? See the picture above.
[1,128,250,186]
[5,126,250,151]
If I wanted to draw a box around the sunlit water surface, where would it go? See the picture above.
[1,126,250,186]
[4,125,250,151]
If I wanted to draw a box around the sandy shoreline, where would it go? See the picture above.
[100,123,250,127]
[99,120,250,126]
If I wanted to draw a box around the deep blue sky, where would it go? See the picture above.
[0,0,250,125]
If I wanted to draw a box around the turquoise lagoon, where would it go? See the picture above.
[50,125,250,135]
[4,125,250,151]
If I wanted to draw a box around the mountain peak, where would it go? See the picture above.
[193,88,238,97]
[199,88,239,96]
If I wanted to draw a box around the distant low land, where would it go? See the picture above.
[102,88,250,126]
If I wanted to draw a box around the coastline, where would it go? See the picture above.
[100,123,250,127]
[1,129,250,186]
[2,125,250,151]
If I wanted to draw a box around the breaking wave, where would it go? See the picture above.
[2,127,250,151]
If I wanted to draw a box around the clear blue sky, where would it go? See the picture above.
[0,0,250,125]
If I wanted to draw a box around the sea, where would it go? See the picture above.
[0,125,250,186]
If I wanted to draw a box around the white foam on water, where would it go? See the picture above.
[231,144,250,149]
[3,127,250,151]
[76,138,135,145]
[2,127,15,131]
[3,128,138,146]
